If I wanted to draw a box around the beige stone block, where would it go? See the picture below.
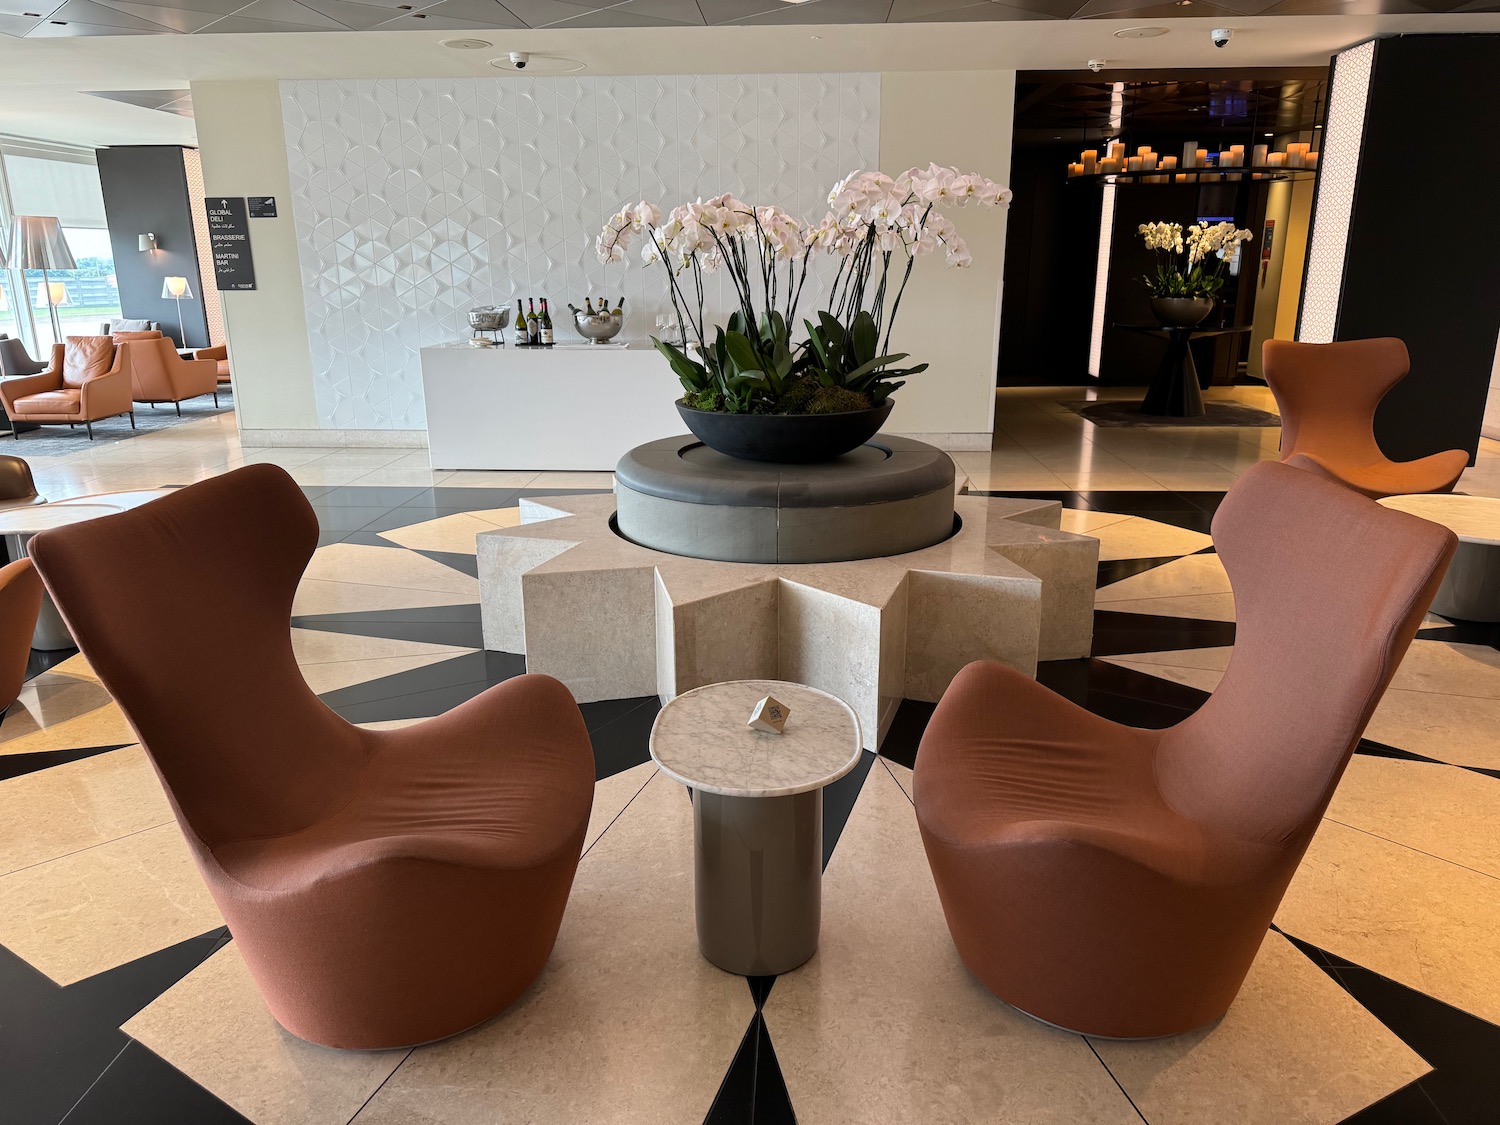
[904,570,1040,703]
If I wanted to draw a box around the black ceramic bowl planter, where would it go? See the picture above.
[675,400,895,463]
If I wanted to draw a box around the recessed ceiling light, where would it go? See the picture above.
[1175,1,1193,6]
[1114,25,1167,38]
[1314,123,1323,128]
[1264,132,1273,137]
[442,38,492,49]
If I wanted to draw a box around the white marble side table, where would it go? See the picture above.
[0,488,177,649]
[649,679,862,976]
[1378,494,1500,622]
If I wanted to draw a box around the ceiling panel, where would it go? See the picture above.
[94,0,227,29]
[0,9,42,26]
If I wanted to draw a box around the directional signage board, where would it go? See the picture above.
[205,196,257,291]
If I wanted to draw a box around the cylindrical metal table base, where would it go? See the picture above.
[693,788,822,976]
[1431,540,1500,622]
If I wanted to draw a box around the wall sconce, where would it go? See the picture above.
[139,233,158,252]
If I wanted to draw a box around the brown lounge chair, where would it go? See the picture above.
[913,460,1456,1038]
[1263,337,1469,498]
[0,558,42,711]
[29,465,596,1049]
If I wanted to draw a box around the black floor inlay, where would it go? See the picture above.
[1090,609,1237,658]
[821,750,876,870]
[879,700,935,771]
[1283,930,1500,1125]
[291,603,484,650]
[703,1013,796,1124]
[0,927,233,1125]
[0,744,131,782]
[316,650,527,724]
[414,549,480,578]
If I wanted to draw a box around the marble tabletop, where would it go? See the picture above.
[1378,494,1500,546]
[0,489,177,536]
[650,679,862,798]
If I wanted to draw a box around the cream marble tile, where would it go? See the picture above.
[1381,641,1500,699]
[354,771,754,1124]
[292,579,478,617]
[0,745,171,876]
[1092,932,1426,1125]
[584,761,655,853]
[440,470,540,488]
[880,756,914,803]
[126,943,407,1125]
[0,672,117,747]
[301,652,470,695]
[765,765,1141,1125]
[303,543,479,596]
[0,690,137,757]
[0,821,221,984]
[290,627,472,666]
[1326,756,1500,878]
[1089,516,1214,562]
[377,509,521,553]
[1277,821,1500,1024]
[1096,592,1237,622]
[1095,553,1231,602]
[1059,508,1133,535]
[1363,690,1500,771]
[520,471,615,490]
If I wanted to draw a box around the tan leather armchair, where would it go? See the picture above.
[128,336,221,414]
[194,343,231,386]
[0,337,135,440]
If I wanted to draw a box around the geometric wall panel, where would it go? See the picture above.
[281,75,880,430]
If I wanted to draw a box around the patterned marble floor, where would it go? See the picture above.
[1,389,1498,1124]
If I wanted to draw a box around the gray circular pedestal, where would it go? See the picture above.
[615,434,956,564]
[649,679,862,976]
[1379,494,1500,622]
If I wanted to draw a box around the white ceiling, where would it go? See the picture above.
[1,12,1496,148]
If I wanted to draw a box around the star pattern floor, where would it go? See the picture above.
[0,403,1498,1123]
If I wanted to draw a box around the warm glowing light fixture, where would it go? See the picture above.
[162,276,193,343]
[139,233,158,252]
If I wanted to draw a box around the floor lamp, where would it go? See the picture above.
[8,216,76,345]
[162,276,193,345]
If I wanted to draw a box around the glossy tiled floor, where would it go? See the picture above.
[2,386,1498,1124]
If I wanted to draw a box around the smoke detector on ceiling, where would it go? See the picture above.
[490,53,586,74]
[1115,25,1168,38]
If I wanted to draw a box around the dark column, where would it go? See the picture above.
[1316,34,1500,465]
[95,146,210,350]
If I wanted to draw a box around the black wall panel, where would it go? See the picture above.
[1336,34,1500,464]
[95,146,209,350]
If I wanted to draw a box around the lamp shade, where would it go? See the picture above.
[8,216,76,271]
[162,276,192,299]
[35,281,68,307]
[138,233,158,252]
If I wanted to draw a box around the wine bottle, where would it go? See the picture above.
[527,298,540,345]
[540,298,555,347]
[515,299,529,346]
[611,296,624,316]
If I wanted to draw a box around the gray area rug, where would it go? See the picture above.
[1,389,232,449]
[1063,399,1280,428]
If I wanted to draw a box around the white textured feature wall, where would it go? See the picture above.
[1297,39,1375,345]
[281,75,880,431]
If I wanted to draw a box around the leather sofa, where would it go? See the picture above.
[0,337,135,440]
[128,336,221,413]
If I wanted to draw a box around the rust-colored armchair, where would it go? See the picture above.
[194,343,231,386]
[0,558,42,711]
[1263,337,1469,498]
[127,336,222,413]
[913,461,1455,1038]
[29,465,596,1049]
[0,337,134,440]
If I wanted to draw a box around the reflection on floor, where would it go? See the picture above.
[1,389,1498,1124]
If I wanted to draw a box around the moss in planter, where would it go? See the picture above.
[805,387,872,414]
[684,381,874,415]
[682,388,725,412]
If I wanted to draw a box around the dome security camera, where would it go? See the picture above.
[1211,28,1233,48]
[1087,58,1106,72]
[510,51,529,68]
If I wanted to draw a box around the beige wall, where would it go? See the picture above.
[880,70,1012,442]
[189,71,1014,445]
[191,79,318,431]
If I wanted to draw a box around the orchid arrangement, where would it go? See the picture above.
[1138,220,1254,300]
[596,164,1010,415]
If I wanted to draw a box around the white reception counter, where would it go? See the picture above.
[420,343,687,471]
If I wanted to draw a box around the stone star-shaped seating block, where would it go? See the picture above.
[477,492,1099,750]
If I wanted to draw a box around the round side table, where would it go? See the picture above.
[1378,494,1500,622]
[649,679,862,976]
[0,489,177,649]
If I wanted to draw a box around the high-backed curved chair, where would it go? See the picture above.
[28,465,596,1049]
[1263,338,1468,498]
[913,461,1456,1038]
[0,558,42,710]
